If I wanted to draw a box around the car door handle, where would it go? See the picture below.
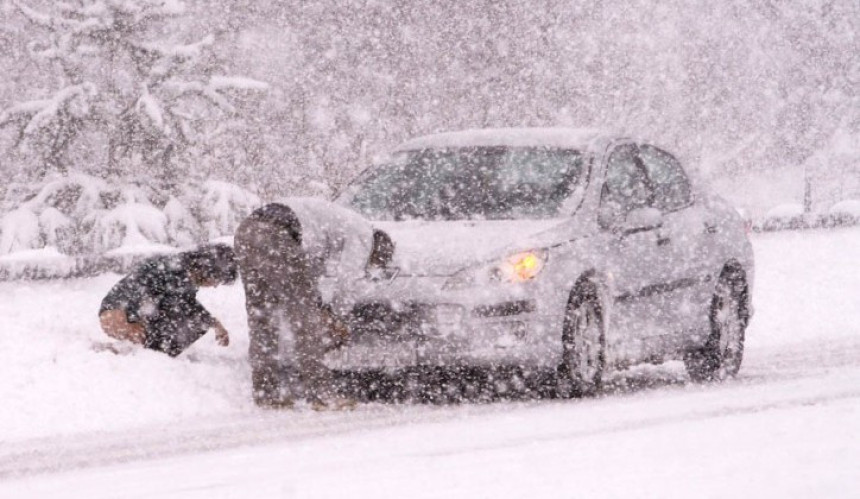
[704,221,718,234]
[657,235,671,246]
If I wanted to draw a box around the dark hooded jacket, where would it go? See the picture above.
[100,254,215,355]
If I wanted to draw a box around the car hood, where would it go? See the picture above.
[373,219,568,276]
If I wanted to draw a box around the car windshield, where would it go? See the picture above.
[339,147,586,221]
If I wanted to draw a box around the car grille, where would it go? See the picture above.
[348,302,464,341]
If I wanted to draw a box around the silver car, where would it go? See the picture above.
[329,128,754,396]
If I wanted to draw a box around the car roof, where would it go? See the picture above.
[393,127,611,152]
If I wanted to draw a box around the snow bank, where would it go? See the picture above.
[746,227,860,350]
[761,203,805,231]
[0,246,79,279]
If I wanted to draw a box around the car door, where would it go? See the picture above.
[597,142,674,361]
[636,144,714,339]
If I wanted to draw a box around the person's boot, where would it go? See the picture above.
[257,397,295,410]
[253,368,290,408]
[309,396,357,411]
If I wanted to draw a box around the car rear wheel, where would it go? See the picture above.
[557,282,605,398]
[685,265,749,382]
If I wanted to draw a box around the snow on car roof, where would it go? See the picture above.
[393,127,608,151]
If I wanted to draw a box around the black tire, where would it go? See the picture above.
[685,265,749,382]
[557,282,606,398]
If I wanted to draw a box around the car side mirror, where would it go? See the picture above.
[620,207,663,234]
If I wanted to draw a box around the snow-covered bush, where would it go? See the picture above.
[0,172,260,258]
[826,199,860,227]
[85,203,169,254]
[0,207,41,255]
[0,173,111,255]
[198,180,260,240]
[29,174,112,220]
[761,203,806,232]
[0,0,268,270]
[0,0,267,186]
[38,207,73,250]
[163,196,202,248]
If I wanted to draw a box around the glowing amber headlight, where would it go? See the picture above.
[443,249,549,290]
[495,250,548,283]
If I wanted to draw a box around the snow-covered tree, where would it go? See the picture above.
[0,0,267,256]
[0,0,267,184]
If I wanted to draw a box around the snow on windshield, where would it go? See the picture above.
[341,147,585,221]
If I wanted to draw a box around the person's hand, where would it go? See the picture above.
[213,321,230,347]
[322,307,350,351]
[330,317,350,346]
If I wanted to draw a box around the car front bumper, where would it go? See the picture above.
[322,277,563,370]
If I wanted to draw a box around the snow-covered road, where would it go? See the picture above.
[1,228,858,498]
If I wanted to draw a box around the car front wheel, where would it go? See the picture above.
[557,282,605,398]
[685,265,749,382]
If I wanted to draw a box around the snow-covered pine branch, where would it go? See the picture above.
[108,0,186,24]
[208,76,270,92]
[0,99,53,128]
[0,82,96,159]
[20,83,97,136]
[135,90,166,134]
[161,76,268,115]
[138,35,215,85]
[139,35,213,64]
[11,0,78,31]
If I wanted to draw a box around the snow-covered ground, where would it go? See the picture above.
[1,228,858,498]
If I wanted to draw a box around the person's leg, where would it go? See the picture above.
[235,217,288,406]
[286,290,335,402]
[251,235,334,402]
[99,309,145,344]
[235,205,337,405]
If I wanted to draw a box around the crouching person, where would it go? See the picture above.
[234,199,393,410]
[98,243,237,357]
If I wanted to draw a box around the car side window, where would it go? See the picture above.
[599,144,653,228]
[638,145,692,212]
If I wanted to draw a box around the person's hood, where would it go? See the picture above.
[373,218,570,276]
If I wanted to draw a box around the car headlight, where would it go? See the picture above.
[444,249,548,290]
[493,250,548,283]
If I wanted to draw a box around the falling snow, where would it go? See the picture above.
[0,1,858,497]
